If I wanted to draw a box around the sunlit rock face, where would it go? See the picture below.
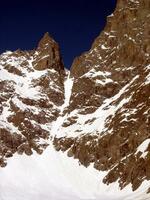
[0,0,150,197]
[53,0,150,192]
[68,0,150,114]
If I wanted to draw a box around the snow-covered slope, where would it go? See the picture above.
[53,75,139,138]
[0,144,150,200]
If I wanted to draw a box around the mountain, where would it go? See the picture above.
[0,0,150,199]
[53,0,150,193]
[0,32,65,165]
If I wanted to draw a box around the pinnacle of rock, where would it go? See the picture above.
[37,32,57,50]
[34,32,65,72]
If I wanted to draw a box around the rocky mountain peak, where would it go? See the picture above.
[34,32,65,73]
[37,32,57,50]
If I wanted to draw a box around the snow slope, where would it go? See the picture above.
[51,71,74,136]
[62,71,74,109]
[52,75,139,138]
[0,144,149,200]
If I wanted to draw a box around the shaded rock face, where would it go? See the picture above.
[53,0,150,192]
[0,33,66,166]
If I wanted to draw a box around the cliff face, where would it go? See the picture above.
[68,0,150,114]
[53,0,150,192]
[0,33,66,166]
[0,0,150,197]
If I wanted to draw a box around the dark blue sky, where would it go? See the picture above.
[0,0,117,68]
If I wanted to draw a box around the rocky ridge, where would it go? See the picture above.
[0,33,66,166]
